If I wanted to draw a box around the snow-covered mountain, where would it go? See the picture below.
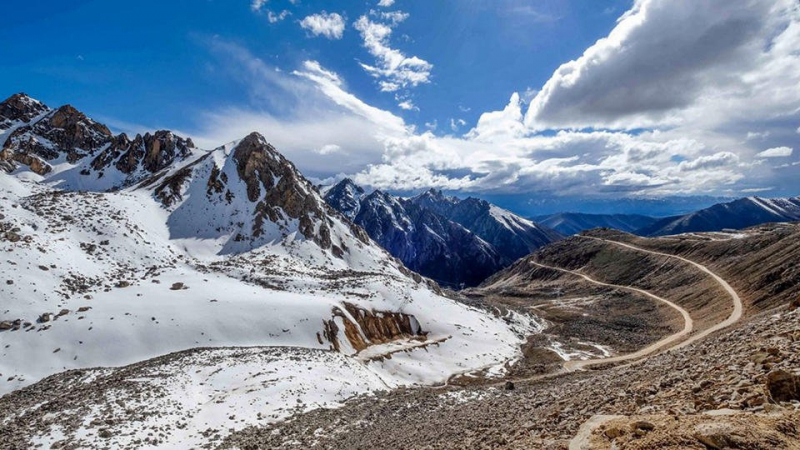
[533,212,658,235]
[410,189,563,261]
[0,93,535,448]
[324,180,562,287]
[638,196,800,236]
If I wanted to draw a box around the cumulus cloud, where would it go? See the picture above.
[354,13,432,92]
[525,0,800,131]
[377,0,395,7]
[300,12,346,39]
[198,0,800,199]
[757,146,794,158]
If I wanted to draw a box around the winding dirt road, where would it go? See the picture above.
[526,261,693,371]
[454,236,744,388]
[581,236,743,352]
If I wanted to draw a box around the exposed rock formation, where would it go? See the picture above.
[323,302,426,352]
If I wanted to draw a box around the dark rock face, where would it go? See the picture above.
[92,130,194,175]
[410,190,563,262]
[0,94,193,184]
[638,196,800,236]
[150,132,368,254]
[0,93,49,130]
[5,104,112,164]
[354,190,503,287]
[766,369,800,403]
[324,181,561,287]
[323,178,365,220]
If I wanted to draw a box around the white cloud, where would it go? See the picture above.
[449,118,466,132]
[757,146,793,158]
[377,0,395,7]
[525,0,800,131]
[300,12,346,39]
[354,14,432,92]
[200,0,800,200]
[746,131,770,141]
[250,0,268,12]
[267,10,291,23]
[317,144,343,155]
[397,100,416,111]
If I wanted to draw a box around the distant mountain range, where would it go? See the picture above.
[324,179,562,287]
[533,212,659,235]
[638,196,800,236]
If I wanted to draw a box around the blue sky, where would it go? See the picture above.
[2,0,800,205]
[1,0,626,132]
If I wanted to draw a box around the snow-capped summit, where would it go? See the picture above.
[144,132,372,258]
[408,190,563,263]
[0,94,196,190]
[0,93,49,131]
[323,178,366,220]
[323,180,562,286]
[639,196,800,236]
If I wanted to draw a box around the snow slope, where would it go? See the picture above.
[0,124,538,447]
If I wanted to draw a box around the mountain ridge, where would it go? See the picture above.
[323,179,562,286]
[638,196,800,236]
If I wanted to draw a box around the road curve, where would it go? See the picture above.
[527,261,693,371]
[580,236,743,351]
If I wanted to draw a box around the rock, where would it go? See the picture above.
[693,423,739,449]
[504,381,515,391]
[37,313,52,323]
[765,370,800,403]
[117,280,131,288]
[0,321,13,330]
[631,420,655,432]
[5,279,12,285]
[604,426,625,439]
[170,282,186,290]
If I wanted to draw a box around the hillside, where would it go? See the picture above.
[533,212,658,235]
[638,196,800,236]
[0,94,535,448]
[212,224,800,449]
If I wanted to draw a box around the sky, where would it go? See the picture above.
[2,0,800,209]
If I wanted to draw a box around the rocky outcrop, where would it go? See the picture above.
[4,104,113,163]
[0,93,49,130]
[322,302,426,352]
[91,130,194,175]
[0,94,194,185]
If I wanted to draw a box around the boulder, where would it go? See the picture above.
[766,370,800,403]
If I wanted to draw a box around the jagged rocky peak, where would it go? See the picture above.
[324,178,366,220]
[1,96,114,175]
[91,129,195,175]
[0,92,49,128]
[150,131,369,255]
